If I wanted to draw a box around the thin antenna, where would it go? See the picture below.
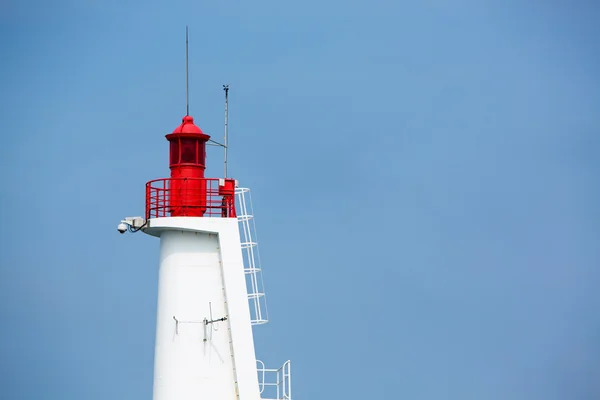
[185,26,190,116]
[223,84,229,178]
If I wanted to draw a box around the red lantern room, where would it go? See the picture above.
[166,115,210,217]
[144,113,237,219]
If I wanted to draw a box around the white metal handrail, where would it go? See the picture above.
[256,360,292,400]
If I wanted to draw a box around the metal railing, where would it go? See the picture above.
[145,177,236,219]
[257,360,292,400]
[236,187,268,326]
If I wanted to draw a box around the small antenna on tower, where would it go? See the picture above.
[223,84,229,178]
[185,26,190,116]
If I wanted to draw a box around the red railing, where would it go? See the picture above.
[145,178,237,219]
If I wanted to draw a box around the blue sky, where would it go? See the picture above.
[1,1,599,399]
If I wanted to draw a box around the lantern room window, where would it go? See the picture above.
[170,140,180,165]
[198,144,205,165]
[180,138,197,163]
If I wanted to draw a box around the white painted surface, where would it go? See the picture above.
[145,217,261,400]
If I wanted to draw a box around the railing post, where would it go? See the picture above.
[145,183,150,218]
[163,178,168,217]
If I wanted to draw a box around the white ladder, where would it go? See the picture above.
[236,187,269,326]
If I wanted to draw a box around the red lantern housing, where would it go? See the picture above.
[166,116,210,217]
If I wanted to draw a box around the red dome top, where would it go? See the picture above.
[167,115,210,141]
[172,116,204,135]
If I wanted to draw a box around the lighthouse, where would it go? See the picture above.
[118,99,291,400]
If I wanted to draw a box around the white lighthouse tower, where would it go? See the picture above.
[118,89,291,400]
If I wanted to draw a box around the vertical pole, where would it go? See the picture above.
[223,84,229,178]
[186,26,190,116]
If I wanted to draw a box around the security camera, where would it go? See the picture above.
[117,216,146,235]
[117,222,128,234]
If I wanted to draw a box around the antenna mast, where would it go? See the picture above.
[223,84,229,178]
[184,27,230,177]
[185,26,190,116]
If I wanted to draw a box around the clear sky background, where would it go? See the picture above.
[1,1,599,399]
